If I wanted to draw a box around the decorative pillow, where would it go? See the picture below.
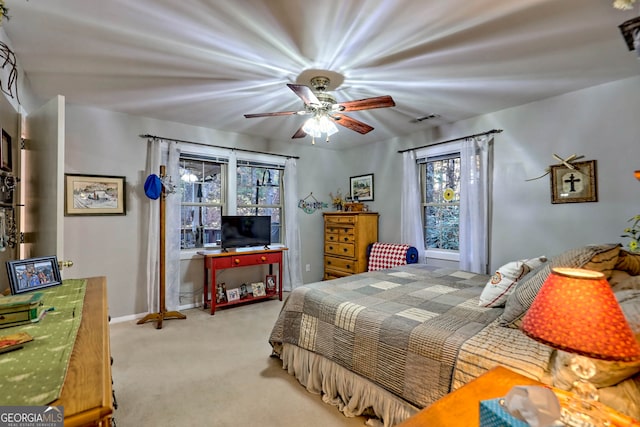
[616,250,640,276]
[500,244,622,328]
[479,256,547,308]
[583,244,622,279]
[552,290,640,390]
[610,270,633,288]
[612,275,640,292]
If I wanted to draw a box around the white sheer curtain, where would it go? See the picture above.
[145,140,181,313]
[283,158,303,290]
[400,150,425,262]
[459,136,493,274]
[164,145,181,311]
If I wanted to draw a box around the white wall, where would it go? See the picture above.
[62,105,284,317]
[344,75,640,273]
[20,75,640,318]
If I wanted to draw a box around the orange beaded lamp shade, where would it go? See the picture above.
[522,267,640,362]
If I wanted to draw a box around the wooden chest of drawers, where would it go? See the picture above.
[323,212,379,280]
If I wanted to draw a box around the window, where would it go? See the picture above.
[421,151,461,253]
[236,162,283,244]
[180,156,226,249]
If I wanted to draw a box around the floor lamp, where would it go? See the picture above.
[138,165,186,329]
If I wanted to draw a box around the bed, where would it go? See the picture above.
[269,243,640,426]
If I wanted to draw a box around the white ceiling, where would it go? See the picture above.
[2,0,639,149]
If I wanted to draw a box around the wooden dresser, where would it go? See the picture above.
[323,212,379,280]
[51,276,114,427]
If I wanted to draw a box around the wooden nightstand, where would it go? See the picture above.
[397,366,639,427]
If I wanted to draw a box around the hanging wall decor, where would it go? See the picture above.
[350,174,374,201]
[298,192,328,214]
[64,174,126,215]
[550,160,598,204]
[0,129,11,172]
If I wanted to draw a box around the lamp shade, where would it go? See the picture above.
[522,267,640,362]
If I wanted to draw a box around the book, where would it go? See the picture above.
[0,293,44,328]
[0,331,33,353]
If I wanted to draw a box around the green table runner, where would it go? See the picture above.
[0,279,87,405]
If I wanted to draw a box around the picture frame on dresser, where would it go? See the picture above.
[350,174,374,201]
[7,255,62,295]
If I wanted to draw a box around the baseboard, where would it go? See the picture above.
[110,302,202,324]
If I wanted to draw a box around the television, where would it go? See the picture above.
[221,215,271,250]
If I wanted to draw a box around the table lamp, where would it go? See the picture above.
[522,267,640,427]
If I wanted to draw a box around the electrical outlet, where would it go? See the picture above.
[305,264,311,272]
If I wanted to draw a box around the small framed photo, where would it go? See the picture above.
[1,129,12,172]
[239,283,249,299]
[216,282,227,304]
[251,282,266,297]
[350,174,374,202]
[6,256,62,295]
[65,173,126,216]
[550,160,597,204]
[226,288,240,302]
[265,275,276,295]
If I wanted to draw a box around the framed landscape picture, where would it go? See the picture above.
[65,174,126,215]
[350,174,374,202]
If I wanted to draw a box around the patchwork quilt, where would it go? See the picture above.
[269,264,505,408]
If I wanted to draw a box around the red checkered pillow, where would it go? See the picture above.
[368,243,412,272]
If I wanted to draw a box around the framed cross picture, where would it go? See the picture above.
[550,160,597,204]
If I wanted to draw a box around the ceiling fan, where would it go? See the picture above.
[244,76,396,143]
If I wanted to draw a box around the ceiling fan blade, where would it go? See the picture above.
[287,84,320,105]
[292,125,307,139]
[338,95,395,112]
[332,114,374,134]
[244,111,300,118]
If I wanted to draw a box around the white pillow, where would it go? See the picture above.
[479,256,547,308]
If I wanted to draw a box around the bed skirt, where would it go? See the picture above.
[278,342,420,427]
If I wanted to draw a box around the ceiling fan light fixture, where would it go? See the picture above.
[302,115,338,143]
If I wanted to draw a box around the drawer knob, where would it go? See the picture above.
[343,237,348,242]
[346,264,351,269]
[261,256,266,261]
[329,246,334,250]
[327,261,332,265]
[234,258,240,264]
[343,248,347,253]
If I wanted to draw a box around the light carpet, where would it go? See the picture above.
[109,297,368,426]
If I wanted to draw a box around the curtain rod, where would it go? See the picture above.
[139,134,300,159]
[397,129,503,153]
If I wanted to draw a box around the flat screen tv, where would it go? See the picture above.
[221,215,271,250]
